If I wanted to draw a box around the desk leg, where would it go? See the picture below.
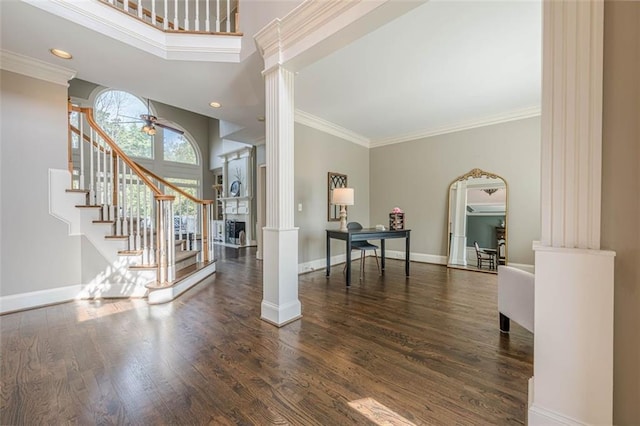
[381,239,386,274]
[405,233,410,276]
[326,233,330,277]
[346,238,352,287]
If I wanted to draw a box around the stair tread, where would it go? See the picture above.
[145,260,216,289]
[118,250,143,256]
[93,220,115,224]
[66,189,89,194]
[105,235,129,240]
[176,250,199,261]
[75,205,102,209]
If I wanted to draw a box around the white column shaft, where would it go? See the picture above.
[541,0,604,250]
[264,66,295,230]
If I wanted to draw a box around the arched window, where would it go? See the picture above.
[92,88,203,199]
[163,128,198,165]
[94,90,153,159]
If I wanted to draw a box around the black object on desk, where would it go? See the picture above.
[326,228,411,287]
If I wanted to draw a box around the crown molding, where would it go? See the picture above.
[370,106,542,148]
[0,50,77,86]
[295,110,370,148]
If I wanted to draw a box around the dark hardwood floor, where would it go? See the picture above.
[0,247,533,425]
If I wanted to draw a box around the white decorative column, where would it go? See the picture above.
[449,181,468,265]
[258,61,301,326]
[529,1,615,425]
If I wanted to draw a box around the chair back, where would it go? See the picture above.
[474,241,481,254]
[347,222,363,231]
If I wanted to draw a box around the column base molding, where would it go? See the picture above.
[261,227,301,326]
[530,245,615,425]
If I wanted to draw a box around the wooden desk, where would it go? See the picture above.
[326,228,411,287]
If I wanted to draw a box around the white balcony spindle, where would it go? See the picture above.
[216,0,220,32]
[184,0,189,31]
[151,0,156,27]
[205,0,210,32]
[195,0,200,31]
[124,0,129,13]
[174,0,178,30]
[137,0,143,19]
[226,0,230,32]
[101,138,108,217]
[163,0,168,30]
[119,160,125,235]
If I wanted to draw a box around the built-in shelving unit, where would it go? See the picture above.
[213,146,256,248]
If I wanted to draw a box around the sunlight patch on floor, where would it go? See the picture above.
[348,397,416,426]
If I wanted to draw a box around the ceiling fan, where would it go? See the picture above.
[138,113,184,136]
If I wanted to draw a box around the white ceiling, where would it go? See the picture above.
[0,0,541,146]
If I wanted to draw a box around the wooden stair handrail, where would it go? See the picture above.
[70,125,111,154]
[72,106,165,198]
[135,162,214,206]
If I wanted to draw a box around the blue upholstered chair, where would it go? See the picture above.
[343,222,380,279]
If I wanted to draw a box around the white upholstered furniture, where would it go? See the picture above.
[497,265,534,333]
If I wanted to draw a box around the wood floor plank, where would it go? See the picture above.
[0,246,533,424]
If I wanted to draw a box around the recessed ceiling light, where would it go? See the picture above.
[50,48,72,59]
[209,102,221,108]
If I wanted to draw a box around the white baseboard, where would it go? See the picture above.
[528,403,588,426]
[507,262,535,274]
[298,251,447,275]
[1,284,81,314]
[148,262,216,304]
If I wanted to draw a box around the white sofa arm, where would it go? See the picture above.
[498,265,535,333]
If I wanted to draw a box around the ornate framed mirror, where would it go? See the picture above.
[447,168,508,271]
[327,172,347,221]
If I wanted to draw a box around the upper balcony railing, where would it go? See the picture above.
[100,0,240,34]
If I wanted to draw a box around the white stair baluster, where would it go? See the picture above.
[184,0,189,31]
[163,0,168,30]
[89,127,95,203]
[195,0,199,31]
[79,115,85,191]
[226,0,230,32]
[119,159,125,236]
[205,0,210,32]
[101,137,108,218]
[174,0,178,30]
[151,0,156,27]
[124,0,129,13]
[215,0,220,32]
[137,0,143,19]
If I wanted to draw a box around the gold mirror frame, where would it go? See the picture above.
[446,168,508,269]
[327,172,347,221]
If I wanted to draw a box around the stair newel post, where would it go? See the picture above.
[112,155,118,232]
[155,195,176,284]
[67,101,74,187]
[80,112,87,192]
[201,200,214,262]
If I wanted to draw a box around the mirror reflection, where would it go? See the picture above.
[447,168,507,272]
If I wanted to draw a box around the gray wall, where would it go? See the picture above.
[601,2,640,423]
[370,116,540,265]
[0,70,81,297]
[294,124,370,264]
[467,215,505,249]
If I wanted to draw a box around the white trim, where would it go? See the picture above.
[0,284,81,314]
[21,0,240,62]
[147,262,216,304]
[370,106,541,148]
[533,242,615,257]
[385,250,448,265]
[507,263,535,274]
[298,251,363,275]
[295,110,370,148]
[0,50,76,86]
[528,403,589,426]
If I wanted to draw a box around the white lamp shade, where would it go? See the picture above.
[332,187,354,205]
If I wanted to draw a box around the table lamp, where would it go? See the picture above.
[332,187,354,232]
